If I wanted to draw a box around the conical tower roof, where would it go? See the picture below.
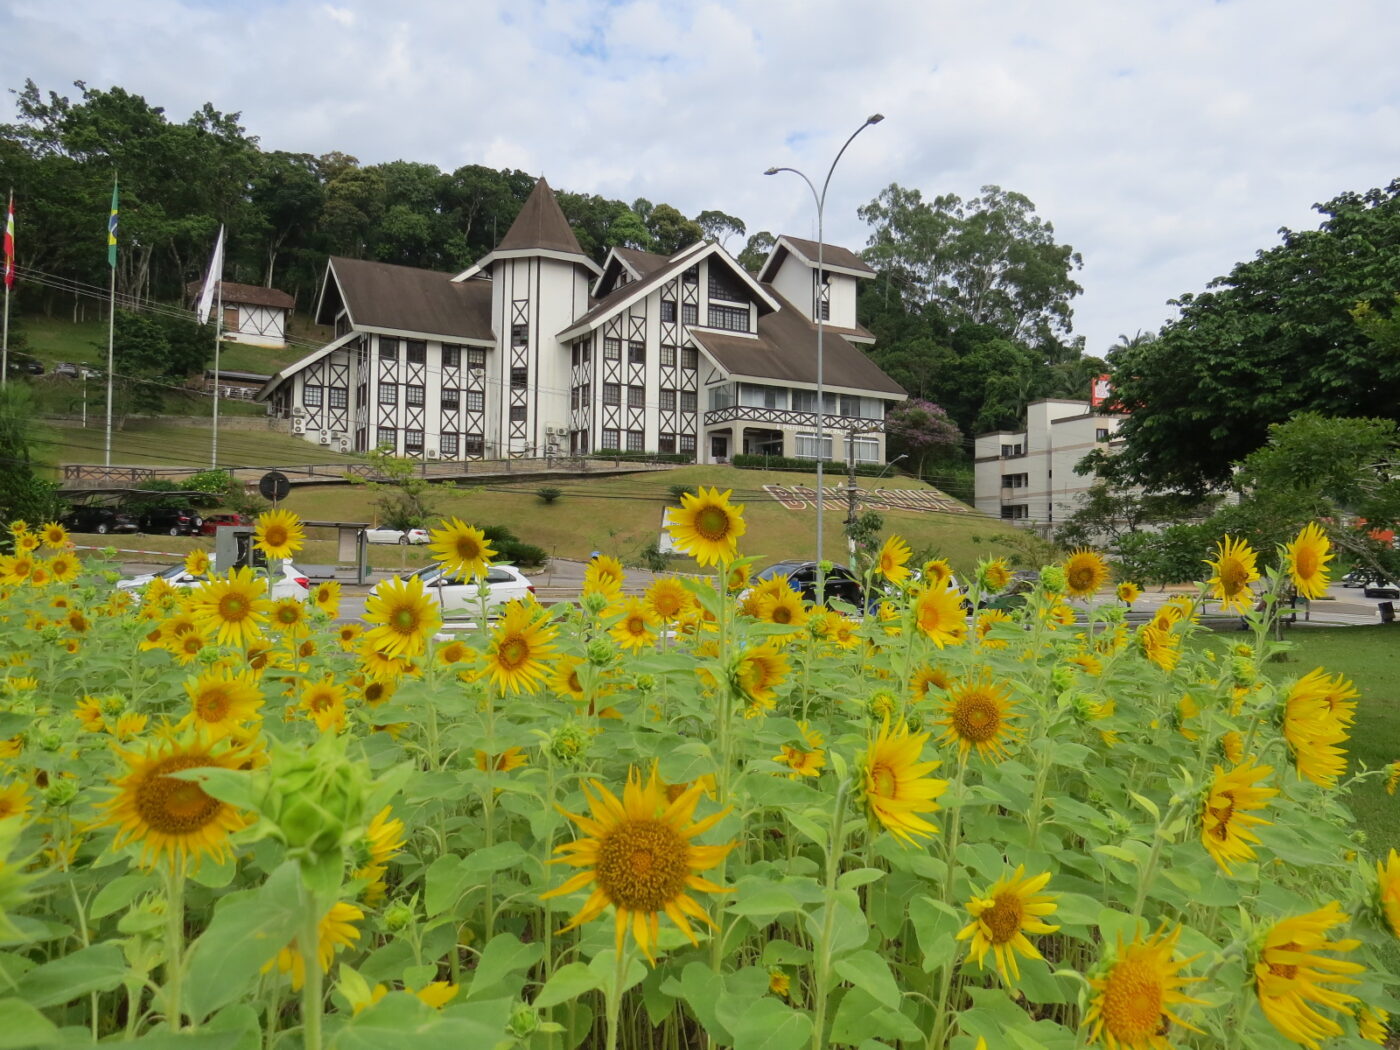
[497,177,587,257]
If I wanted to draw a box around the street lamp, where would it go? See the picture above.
[766,113,884,572]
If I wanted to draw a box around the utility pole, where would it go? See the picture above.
[845,425,862,563]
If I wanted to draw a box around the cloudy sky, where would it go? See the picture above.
[2,0,1398,355]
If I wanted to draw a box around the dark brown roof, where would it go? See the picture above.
[184,280,295,310]
[497,178,588,257]
[613,246,670,277]
[690,286,904,396]
[757,236,875,282]
[318,257,493,341]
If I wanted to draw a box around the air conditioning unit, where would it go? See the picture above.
[338,439,350,452]
[427,448,440,459]
[292,407,306,417]
[319,435,331,445]
[332,431,344,441]
[292,420,305,434]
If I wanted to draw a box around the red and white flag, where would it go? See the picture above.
[3,193,14,289]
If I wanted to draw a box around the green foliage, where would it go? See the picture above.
[1112,523,1215,586]
[354,447,437,530]
[1107,179,1400,492]
[730,453,889,477]
[0,387,60,538]
[1055,479,1217,550]
[843,510,884,563]
[535,486,562,505]
[636,539,670,572]
[480,524,547,569]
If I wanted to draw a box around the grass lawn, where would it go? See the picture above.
[36,419,365,473]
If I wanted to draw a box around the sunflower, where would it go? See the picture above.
[182,667,263,739]
[551,656,587,702]
[475,746,528,772]
[1283,673,1349,788]
[184,549,211,577]
[1284,523,1333,600]
[936,674,1022,762]
[435,639,474,666]
[913,585,967,649]
[1254,902,1364,1048]
[47,553,79,584]
[107,712,149,741]
[1205,535,1260,613]
[357,642,418,682]
[312,580,341,616]
[1388,761,1400,796]
[922,558,954,589]
[1064,550,1110,599]
[975,609,1014,649]
[1136,622,1180,672]
[725,562,751,593]
[956,866,1060,983]
[1115,581,1141,605]
[265,901,363,991]
[542,764,735,962]
[65,608,90,634]
[1200,757,1277,874]
[858,721,948,844]
[756,587,808,629]
[252,509,304,560]
[911,664,952,702]
[484,601,557,694]
[1376,850,1400,938]
[645,578,691,621]
[363,574,441,660]
[1067,650,1103,677]
[190,566,270,649]
[978,557,1013,592]
[1084,923,1205,1049]
[75,697,107,733]
[0,782,31,822]
[353,806,407,904]
[427,518,496,579]
[665,487,746,567]
[39,521,69,549]
[300,677,348,733]
[610,598,659,651]
[877,535,913,586]
[1289,667,1359,728]
[735,644,791,710]
[828,617,860,650]
[772,722,825,778]
[101,732,252,870]
[0,554,34,585]
[1358,1006,1390,1044]
[582,554,626,601]
[268,597,309,635]
[337,623,363,652]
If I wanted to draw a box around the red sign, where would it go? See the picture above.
[1090,374,1113,408]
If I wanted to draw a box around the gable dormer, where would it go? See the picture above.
[757,235,875,332]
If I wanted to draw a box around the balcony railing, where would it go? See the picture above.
[703,404,886,432]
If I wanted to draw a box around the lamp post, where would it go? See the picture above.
[766,113,883,573]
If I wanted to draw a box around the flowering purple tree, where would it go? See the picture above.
[884,399,963,479]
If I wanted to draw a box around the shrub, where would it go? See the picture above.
[536,486,563,504]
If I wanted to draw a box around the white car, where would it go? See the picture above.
[364,526,430,545]
[118,561,312,601]
[371,565,534,616]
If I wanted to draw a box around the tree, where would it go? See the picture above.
[646,204,702,255]
[882,399,962,481]
[249,151,323,287]
[1106,180,1400,493]
[694,209,746,249]
[737,231,775,273]
[0,386,60,539]
[353,447,437,531]
[1054,479,1217,549]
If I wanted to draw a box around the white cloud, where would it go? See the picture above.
[2,0,1398,355]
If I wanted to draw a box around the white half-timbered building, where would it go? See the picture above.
[259,179,905,462]
[187,281,296,349]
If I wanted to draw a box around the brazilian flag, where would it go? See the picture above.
[107,178,118,268]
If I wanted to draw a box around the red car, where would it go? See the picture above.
[199,513,252,536]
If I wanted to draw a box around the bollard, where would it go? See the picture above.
[1380,601,1395,625]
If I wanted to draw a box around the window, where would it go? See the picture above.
[1096,428,1110,442]
[1001,505,1029,520]
[466,390,484,412]
[464,434,484,456]
[303,384,323,407]
[222,304,239,330]
[467,348,486,370]
[442,345,461,368]
[707,304,749,332]
[679,434,696,454]
[604,338,621,360]
[511,366,528,389]
[378,384,397,405]
[579,383,590,407]
[709,384,734,410]
[659,389,676,411]
[1001,473,1029,489]
[681,303,698,326]
[680,390,697,413]
[628,341,645,366]
[840,395,860,417]
[795,432,834,460]
[682,265,698,285]
[601,429,620,450]
[792,390,816,412]
[510,405,527,422]
[406,384,425,407]
[440,433,459,457]
[626,430,644,452]
[851,436,880,463]
[379,338,398,360]
[377,426,397,449]
[406,340,426,365]
[740,384,785,409]
[708,266,747,303]
[603,383,620,406]
[570,387,579,410]
[1000,443,1024,458]
[441,388,459,410]
[511,323,528,347]
[404,429,424,452]
[329,386,348,409]
[658,434,676,454]
[660,344,676,367]
[628,384,645,407]
[815,271,831,321]
[660,300,676,322]
[680,347,698,370]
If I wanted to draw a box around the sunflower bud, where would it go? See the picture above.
[508,1003,540,1038]
[634,673,655,693]
[1051,665,1075,693]
[548,723,589,765]
[585,638,614,667]
[261,734,367,858]
[1038,566,1067,594]
[383,900,415,931]
[44,778,79,808]
[580,592,610,616]
[37,731,62,752]
[1230,657,1256,687]
[1098,605,1126,624]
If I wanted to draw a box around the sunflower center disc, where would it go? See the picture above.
[954,697,999,742]
[498,638,529,670]
[264,527,286,547]
[693,506,730,542]
[392,608,417,631]
[1101,955,1165,1039]
[136,756,222,834]
[198,690,229,721]
[595,818,689,911]
[219,595,247,620]
[457,539,480,560]
[1268,942,1301,980]
[871,762,897,799]
[985,892,1025,944]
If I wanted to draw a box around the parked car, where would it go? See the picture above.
[52,362,80,379]
[1363,578,1400,599]
[1340,568,1378,588]
[117,560,312,601]
[61,505,138,535]
[198,513,252,536]
[371,564,534,615]
[364,526,429,545]
[138,507,204,536]
[6,359,43,376]
[981,570,1041,612]
[747,561,866,610]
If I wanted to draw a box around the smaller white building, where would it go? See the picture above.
[974,399,1125,528]
[186,281,295,348]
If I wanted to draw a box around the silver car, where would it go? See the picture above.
[118,561,313,601]
[371,564,534,616]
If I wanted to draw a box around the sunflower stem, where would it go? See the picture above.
[810,778,849,1050]
[162,865,186,1032]
[299,886,324,1050]
[604,946,629,1050]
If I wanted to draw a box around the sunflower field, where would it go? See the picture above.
[0,498,1396,1049]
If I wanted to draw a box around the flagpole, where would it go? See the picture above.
[212,277,222,467]
[105,175,118,468]
[2,189,11,389]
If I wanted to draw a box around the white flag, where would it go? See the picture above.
[195,225,225,325]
